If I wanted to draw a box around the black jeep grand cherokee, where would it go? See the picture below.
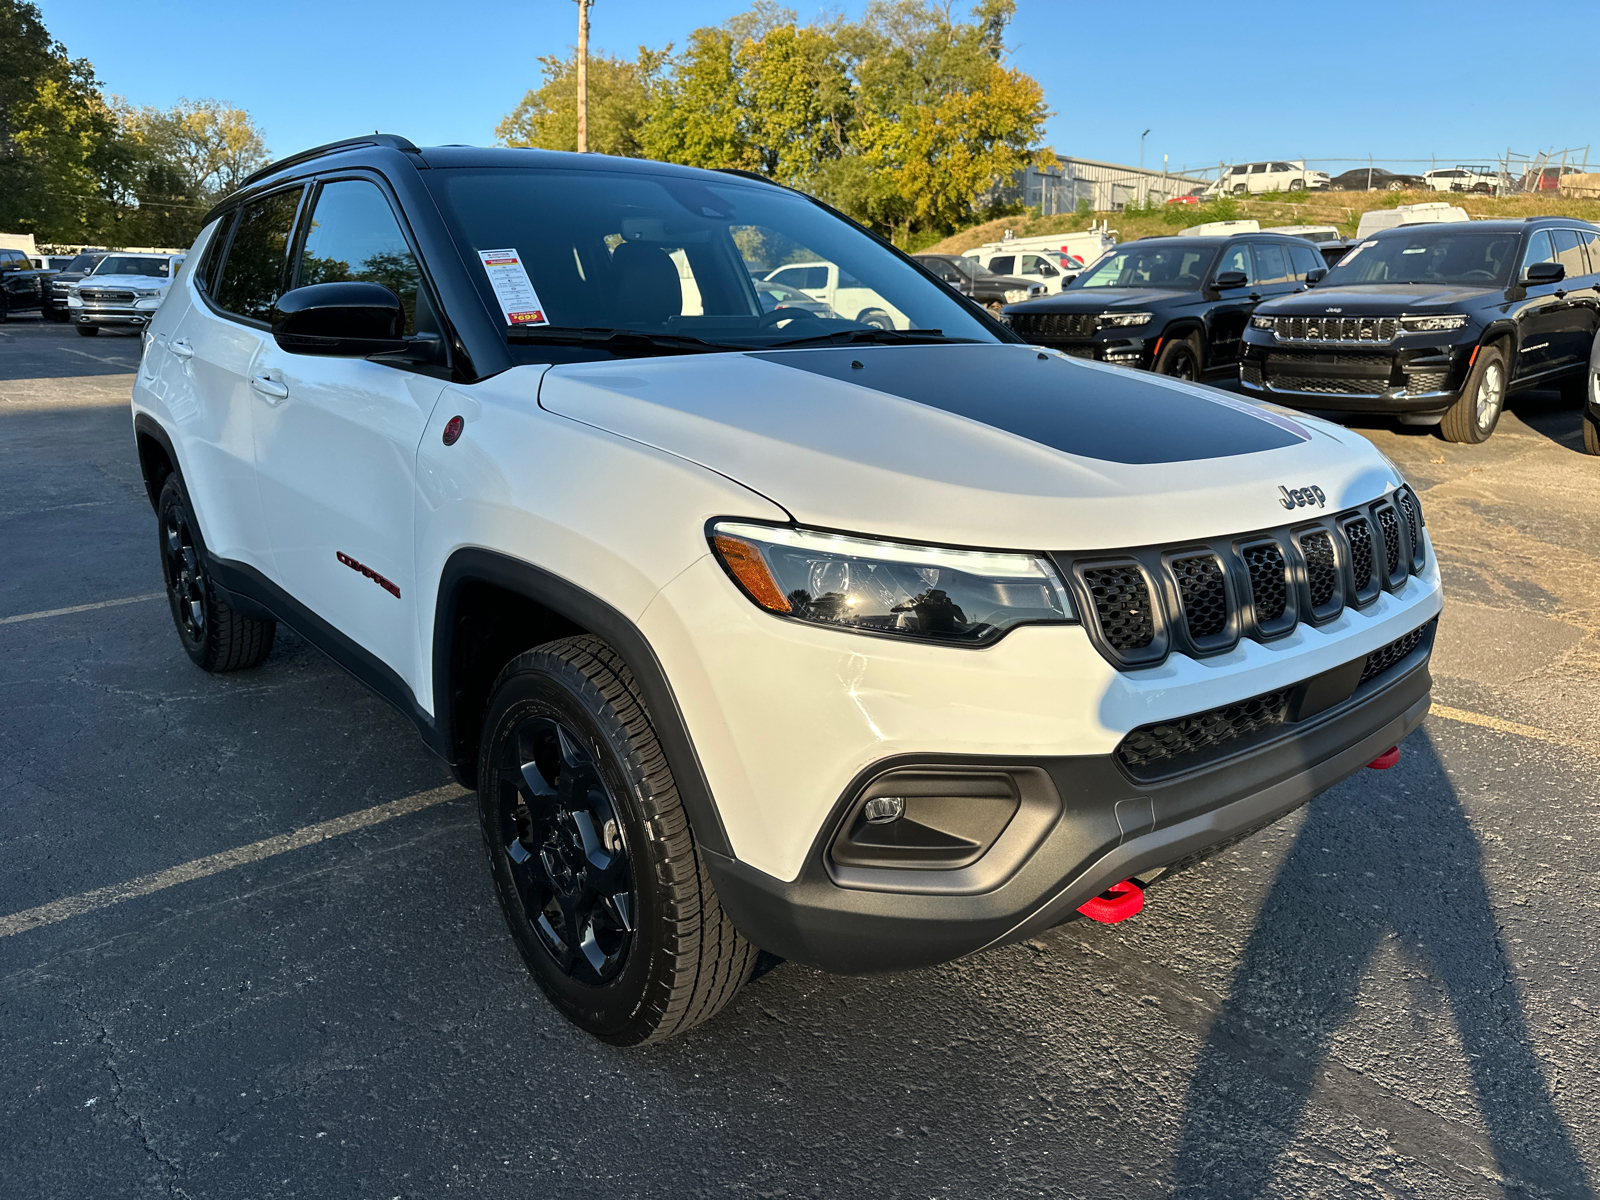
[1240,217,1600,443]
[1002,231,1326,380]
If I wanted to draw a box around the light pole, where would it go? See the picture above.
[576,0,592,153]
[1140,129,1150,171]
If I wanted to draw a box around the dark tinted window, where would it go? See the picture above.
[1326,230,1520,287]
[1251,243,1292,284]
[1550,228,1587,279]
[213,187,303,322]
[294,180,422,335]
[987,255,1015,275]
[1288,244,1323,279]
[1215,243,1255,283]
[1581,231,1600,276]
[198,213,236,293]
[1520,230,1556,273]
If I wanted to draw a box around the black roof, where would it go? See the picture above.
[1133,231,1318,246]
[1364,216,1600,238]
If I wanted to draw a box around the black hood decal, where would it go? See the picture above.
[750,344,1308,465]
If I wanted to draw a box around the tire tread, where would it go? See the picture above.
[487,636,756,1044]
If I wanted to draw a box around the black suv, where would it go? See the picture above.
[0,248,56,320]
[1002,232,1326,380]
[912,253,1044,313]
[1240,218,1600,443]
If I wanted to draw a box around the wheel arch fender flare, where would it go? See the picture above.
[1478,320,1518,362]
[1157,320,1206,364]
[432,547,734,858]
[133,411,183,513]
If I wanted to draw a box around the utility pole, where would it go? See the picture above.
[576,0,592,153]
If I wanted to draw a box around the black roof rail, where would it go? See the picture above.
[241,133,420,188]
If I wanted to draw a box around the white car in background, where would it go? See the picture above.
[966,247,1073,293]
[69,252,185,336]
[1211,161,1331,195]
[763,261,907,329]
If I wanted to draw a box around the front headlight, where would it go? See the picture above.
[1400,314,1469,333]
[1097,311,1153,328]
[1004,288,1029,304]
[67,293,83,308]
[1251,315,1276,330]
[708,521,1075,646]
[134,296,163,311]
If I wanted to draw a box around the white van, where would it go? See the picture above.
[1209,161,1330,196]
[962,229,1117,293]
[1354,203,1469,239]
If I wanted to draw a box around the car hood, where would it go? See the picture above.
[78,274,170,290]
[536,342,1398,550]
[1261,283,1495,314]
[1012,288,1193,313]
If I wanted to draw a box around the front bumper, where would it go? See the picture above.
[1239,333,1476,414]
[75,303,155,328]
[709,628,1433,973]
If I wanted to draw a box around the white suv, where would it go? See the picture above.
[1213,160,1331,195]
[132,136,1443,1044]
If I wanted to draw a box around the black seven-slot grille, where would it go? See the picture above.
[1116,617,1437,777]
[1008,312,1097,340]
[1053,487,1427,670]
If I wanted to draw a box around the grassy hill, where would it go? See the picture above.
[923,189,1600,255]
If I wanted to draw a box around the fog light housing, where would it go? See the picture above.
[862,796,905,824]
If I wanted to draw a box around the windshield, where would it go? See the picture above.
[66,254,104,273]
[92,256,171,278]
[1071,243,1216,290]
[424,167,996,353]
[1322,230,1520,287]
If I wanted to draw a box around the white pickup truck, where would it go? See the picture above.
[762,261,907,329]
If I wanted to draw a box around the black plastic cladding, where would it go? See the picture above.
[1052,487,1427,670]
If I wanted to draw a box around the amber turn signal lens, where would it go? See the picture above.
[711,535,791,613]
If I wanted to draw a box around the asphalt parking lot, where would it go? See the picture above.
[1,315,1596,1199]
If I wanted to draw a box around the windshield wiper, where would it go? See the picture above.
[763,327,963,349]
[505,326,740,355]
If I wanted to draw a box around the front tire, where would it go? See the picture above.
[1440,345,1507,443]
[478,637,757,1045]
[76,324,99,336]
[1584,413,1600,456]
[1154,334,1202,380]
[157,476,276,671]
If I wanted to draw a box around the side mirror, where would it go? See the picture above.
[1213,270,1250,289]
[271,282,407,356]
[1305,268,1327,284]
[1523,261,1565,287]
[1039,264,1059,277]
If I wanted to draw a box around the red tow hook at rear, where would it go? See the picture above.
[1368,746,1401,770]
[1077,879,1145,924]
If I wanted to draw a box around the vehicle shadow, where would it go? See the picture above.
[1171,728,1593,1198]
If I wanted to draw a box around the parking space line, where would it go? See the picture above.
[0,785,469,940]
[0,593,165,625]
[1430,704,1587,757]
[56,346,140,368]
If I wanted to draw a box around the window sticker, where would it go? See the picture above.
[477,248,548,326]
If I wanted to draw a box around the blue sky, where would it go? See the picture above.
[36,0,1600,177]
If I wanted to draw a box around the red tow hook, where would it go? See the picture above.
[1368,746,1401,770]
[1077,879,1145,924]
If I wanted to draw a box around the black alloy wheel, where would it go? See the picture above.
[478,637,758,1044]
[163,499,206,644]
[1155,336,1201,381]
[155,476,276,671]
[494,714,635,984]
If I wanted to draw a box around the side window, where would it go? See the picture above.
[819,266,845,289]
[198,213,236,294]
[1251,243,1292,284]
[1249,163,1269,175]
[767,267,805,289]
[987,255,1015,275]
[1550,229,1588,280]
[1271,162,1292,173]
[1230,165,1248,177]
[212,187,303,322]
[1581,232,1600,276]
[1288,244,1323,280]
[297,180,424,335]
[1216,243,1255,282]
[1520,230,1556,275]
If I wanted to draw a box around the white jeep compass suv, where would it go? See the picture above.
[131,136,1443,1044]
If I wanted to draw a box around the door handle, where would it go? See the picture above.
[169,340,194,360]
[250,374,289,403]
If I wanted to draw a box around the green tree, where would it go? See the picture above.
[0,0,122,241]
[497,47,668,158]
